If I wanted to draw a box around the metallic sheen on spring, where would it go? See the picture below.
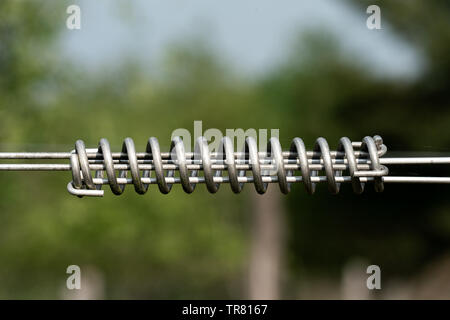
[68,135,389,197]
[1,134,450,197]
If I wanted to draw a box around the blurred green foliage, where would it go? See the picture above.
[0,0,449,298]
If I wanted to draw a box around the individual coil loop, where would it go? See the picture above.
[170,136,198,193]
[314,137,339,194]
[268,137,289,194]
[99,138,126,195]
[245,136,268,194]
[70,153,82,190]
[219,136,244,193]
[196,136,221,193]
[337,137,364,194]
[69,135,389,197]
[289,138,313,194]
[148,137,173,194]
[361,136,384,192]
[74,140,97,190]
[123,137,150,194]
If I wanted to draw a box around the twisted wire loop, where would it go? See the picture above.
[148,137,173,194]
[245,137,268,194]
[314,137,338,194]
[196,136,221,193]
[289,138,313,194]
[362,136,384,192]
[337,137,363,194]
[99,138,124,195]
[268,137,289,194]
[171,136,198,193]
[68,135,389,197]
[219,136,244,193]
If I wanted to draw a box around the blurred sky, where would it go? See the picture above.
[61,0,423,79]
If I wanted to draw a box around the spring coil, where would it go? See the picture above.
[70,135,387,196]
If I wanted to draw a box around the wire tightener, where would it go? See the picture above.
[68,135,388,197]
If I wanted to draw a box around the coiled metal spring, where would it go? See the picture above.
[0,135,449,197]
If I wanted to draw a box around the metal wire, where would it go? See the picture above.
[0,135,449,197]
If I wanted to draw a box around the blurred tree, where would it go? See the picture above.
[0,0,251,299]
[255,0,450,296]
